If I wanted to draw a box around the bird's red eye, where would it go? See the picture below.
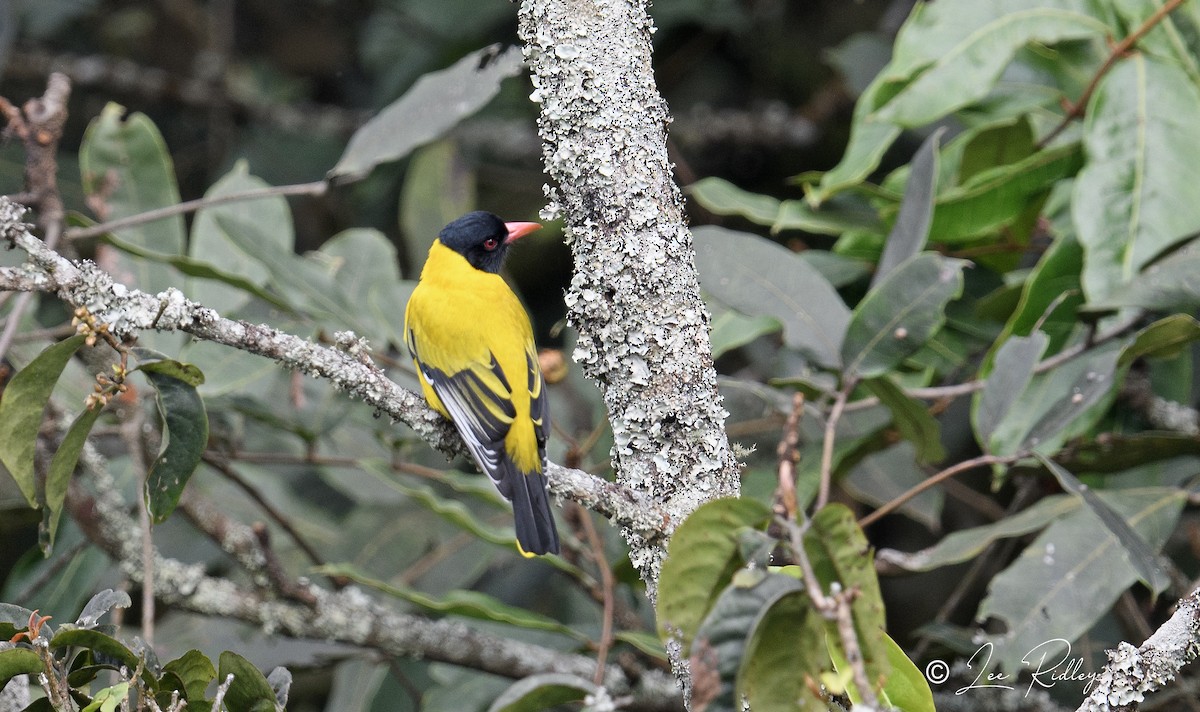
[482,238,499,251]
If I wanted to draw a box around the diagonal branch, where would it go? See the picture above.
[0,196,669,536]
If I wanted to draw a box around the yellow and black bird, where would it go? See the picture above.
[404,211,560,556]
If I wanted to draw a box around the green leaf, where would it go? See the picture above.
[79,103,185,295]
[1036,454,1169,592]
[319,228,413,349]
[690,571,805,712]
[1055,433,1200,474]
[773,193,884,237]
[875,7,1107,126]
[218,651,278,712]
[709,308,781,359]
[487,674,595,712]
[874,128,943,285]
[41,403,104,552]
[400,140,477,276]
[987,340,1123,458]
[162,650,217,705]
[693,226,850,367]
[0,334,87,507]
[877,494,1078,572]
[973,331,1048,447]
[842,253,966,379]
[688,177,781,225]
[809,72,904,204]
[50,629,153,687]
[879,632,935,712]
[863,377,945,463]
[0,647,44,688]
[656,497,772,655]
[189,161,295,314]
[1091,237,1200,312]
[738,579,828,711]
[929,142,1081,244]
[805,505,889,683]
[332,45,523,179]
[140,365,209,523]
[979,487,1185,675]
[1122,314,1200,366]
[81,683,129,712]
[316,564,584,640]
[1074,55,1200,302]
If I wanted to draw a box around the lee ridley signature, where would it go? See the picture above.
[923,639,1101,696]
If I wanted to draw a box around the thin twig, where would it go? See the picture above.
[815,380,854,511]
[858,453,1019,528]
[65,180,328,241]
[774,392,805,521]
[574,503,616,686]
[1039,0,1187,148]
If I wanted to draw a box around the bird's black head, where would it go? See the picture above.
[439,211,540,274]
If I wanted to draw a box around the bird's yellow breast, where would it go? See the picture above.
[404,240,542,471]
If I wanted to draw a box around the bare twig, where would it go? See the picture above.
[774,392,805,520]
[815,380,853,511]
[858,453,1020,528]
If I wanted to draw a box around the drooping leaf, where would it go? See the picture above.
[1074,55,1200,302]
[41,403,104,552]
[863,377,945,463]
[979,487,1185,675]
[400,140,477,276]
[0,647,43,689]
[656,497,773,655]
[79,103,185,295]
[0,334,87,507]
[688,177,781,225]
[842,253,966,379]
[873,128,943,285]
[488,674,595,712]
[986,229,1083,364]
[1036,454,1169,592]
[218,651,279,712]
[189,161,295,314]
[804,505,889,683]
[690,571,805,712]
[332,45,524,179]
[1121,314,1200,366]
[738,580,828,711]
[139,363,209,523]
[693,226,850,367]
[773,193,884,237]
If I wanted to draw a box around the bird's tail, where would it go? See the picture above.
[510,466,560,557]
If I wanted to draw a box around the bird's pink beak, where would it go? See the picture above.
[504,221,542,244]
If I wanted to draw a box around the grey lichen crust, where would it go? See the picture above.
[518,0,741,586]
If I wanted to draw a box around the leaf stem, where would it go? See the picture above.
[65,179,328,240]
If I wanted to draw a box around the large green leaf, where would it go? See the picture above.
[1036,454,1168,592]
[738,579,828,711]
[139,361,209,524]
[979,487,1185,675]
[693,226,850,367]
[79,103,185,295]
[656,497,772,655]
[709,307,781,359]
[399,140,476,276]
[842,253,966,379]
[875,7,1107,126]
[973,331,1048,447]
[41,403,104,552]
[1074,55,1200,302]
[809,73,904,204]
[332,45,523,179]
[0,334,87,507]
[189,161,295,315]
[50,629,154,687]
[688,177,782,225]
[0,648,44,688]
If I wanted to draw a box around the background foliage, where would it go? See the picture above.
[3,0,1200,710]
